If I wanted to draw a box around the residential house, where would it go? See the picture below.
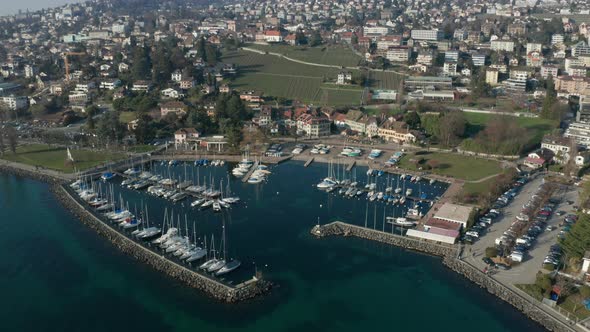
[174,128,200,144]
[132,80,152,93]
[160,101,187,117]
[377,118,416,143]
[541,135,572,164]
[337,72,352,85]
[296,113,331,138]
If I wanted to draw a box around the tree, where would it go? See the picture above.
[134,113,154,144]
[85,105,100,130]
[204,44,219,65]
[309,30,322,47]
[404,111,421,129]
[0,127,5,155]
[438,111,465,147]
[541,76,558,119]
[5,126,17,153]
[295,29,307,45]
[426,159,440,169]
[131,46,151,81]
[96,111,126,145]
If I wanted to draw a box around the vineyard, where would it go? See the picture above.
[369,70,404,90]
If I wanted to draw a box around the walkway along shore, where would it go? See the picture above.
[312,221,580,332]
[0,162,272,303]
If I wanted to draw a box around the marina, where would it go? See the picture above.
[0,162,549,332]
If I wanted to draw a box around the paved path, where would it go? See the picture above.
[0,159,76,180]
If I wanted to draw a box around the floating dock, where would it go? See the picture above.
[304,157,314,167]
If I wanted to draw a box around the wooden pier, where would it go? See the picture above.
[346,160,356,171]
[241,161,260,183]
[304,157,314,167]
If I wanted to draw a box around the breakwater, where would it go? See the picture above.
[51,184,272,303]
[312,221,458,257]
[312,221,577,332]
[0,162,66,184]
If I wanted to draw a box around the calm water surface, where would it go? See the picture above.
[0,162,546,331]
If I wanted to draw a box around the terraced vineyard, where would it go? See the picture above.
[369,70,404,90]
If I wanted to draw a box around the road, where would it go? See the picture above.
[48,103,113,134]
[467,175,579,285]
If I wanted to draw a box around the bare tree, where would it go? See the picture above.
[5,127,17,154]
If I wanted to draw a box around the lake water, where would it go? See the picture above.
[0,161,546,331]
[0,0,78,16]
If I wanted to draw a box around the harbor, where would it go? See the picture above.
[0,159,552,332]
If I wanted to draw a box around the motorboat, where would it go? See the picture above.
[317,177,337,189]
[101,172,115,181]
[213,202,221,212]
[405,188,413,196]
[386,217,416,227]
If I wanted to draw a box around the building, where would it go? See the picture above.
[555,76,590,97]
[264,30,283,43]
[444,51,459,62]
[486,68,499,85]
[433,203,473,228]
[551,34,564,45]
[472,54,486,67]
[491,40,515,52]
[407,90,455,101]
[406,218,461,244]
[174,128,200,144]
[363,26,390,36]
[526,51,543,68]
[171,70,183,82]
[404,76,453,91]
[526,42,543,54]
[572,41,590,57]
[541,135,572,164]
[443,61,458,76]
[503,69,529,94]
[386,46,411,62]
[416,52,434,65]
[579,96,590,123]
[100,79,122,90]
[411,29,443,41]
[344,110,366,134]
[296,113,331,138]
[0,95,28,110]
[132,80,152,93]
[377,119,416,143]
[68,91,90,105]
[540,65,559,79]
[524,149,553,168]
[337,72,352,85]
[160,101,187,117]
[565,122,590,147]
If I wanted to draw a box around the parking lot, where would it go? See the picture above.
[466,175,579,285]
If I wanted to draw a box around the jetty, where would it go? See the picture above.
[304,157,314,167]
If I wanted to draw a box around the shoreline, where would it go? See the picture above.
[312,221,577,332]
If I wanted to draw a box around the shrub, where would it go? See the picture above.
[485,247,498,258]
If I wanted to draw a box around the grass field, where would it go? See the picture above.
[397,151,502,181]
[222,49,404,106]
[119,111,137,123]
[245,43,362,67]
[1,144,126,173]
[462,112,557,146]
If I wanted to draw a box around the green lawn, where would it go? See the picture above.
[1,144,126,173]
[119,111,137,123]
[222,49,404,106]
[462,177,497,195]
[397,151,502,181]
[462,112,557,144]
[245,43,362,67]
[127,145,157,153]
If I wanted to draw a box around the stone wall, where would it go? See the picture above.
[444,258,576,332]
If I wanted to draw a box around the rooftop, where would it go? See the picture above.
[434,203,473,224]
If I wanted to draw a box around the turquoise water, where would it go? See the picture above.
[0,163,546,332]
